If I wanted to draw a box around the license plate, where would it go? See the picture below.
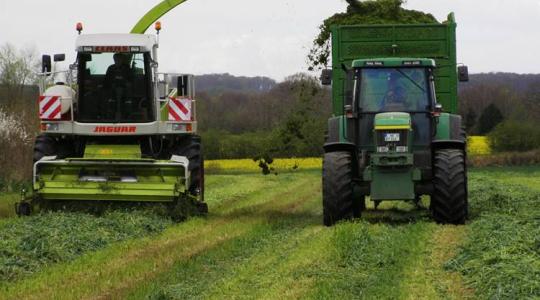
[384,133,400,142]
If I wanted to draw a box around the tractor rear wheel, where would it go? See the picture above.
[431,149,468,224]
[173,135,204,202]
[323,151,355,226]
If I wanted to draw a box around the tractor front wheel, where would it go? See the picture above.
[431,149,468,224]
[322,151,355,226]
[33,134,74,162]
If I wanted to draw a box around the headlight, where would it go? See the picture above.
[396,146,408,153]
[171,123,186,131]
[377,146,389,153]
[45,123,60,131]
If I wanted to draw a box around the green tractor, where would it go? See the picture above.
[321,13,469,225]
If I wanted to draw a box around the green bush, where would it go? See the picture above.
[201,130,272,160]
[488,121,540,152]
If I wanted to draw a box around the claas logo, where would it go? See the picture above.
[93,126,137,133]
[94,46,129,52]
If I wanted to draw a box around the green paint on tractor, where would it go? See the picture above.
[322,13,469,226]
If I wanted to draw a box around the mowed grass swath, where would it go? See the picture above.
[0,168,538,299]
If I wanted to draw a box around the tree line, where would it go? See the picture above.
[0,42,539,166]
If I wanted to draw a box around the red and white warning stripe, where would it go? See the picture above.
[168,97,192,121]
[39,96,61,120]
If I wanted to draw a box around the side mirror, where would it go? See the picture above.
[158,81,168,99]
[320,69,332,86]
[177,75,195,98]
[458,65,469,82]
[53,54,65,62]
[433,103,443,117]
[42,55,51,73]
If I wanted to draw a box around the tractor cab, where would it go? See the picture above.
[349,58,437,156]
[75,34,156,123]
[343,58,438,201]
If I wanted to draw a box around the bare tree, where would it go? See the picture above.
[0,43,39,104]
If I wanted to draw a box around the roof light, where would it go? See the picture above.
[130,46,140,52]
[155,21,162,33]
[82,46,93,52]
[76,22,83,34]
[365,61,384,66]
[403,60,422,66]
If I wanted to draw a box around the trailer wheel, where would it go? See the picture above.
[174,135,204,201]
[323,151,355,226]
[431,149,468,224]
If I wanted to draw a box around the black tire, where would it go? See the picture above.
[431,149,468,224]
[322,151,355,226]
[33,134,74,163]
[352,195,366,218]
[33,134,57,163]
[15,202,32,216]
[173,135,204,201]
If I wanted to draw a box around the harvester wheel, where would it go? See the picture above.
[322,151,355,226]
[33,134,56,162]
[15,202,32,216]
[33,134,74,162]
[174,135,204,201]
[431,149,468,224]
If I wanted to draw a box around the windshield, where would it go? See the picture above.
[77,52,153,123]
[358,68,430,112]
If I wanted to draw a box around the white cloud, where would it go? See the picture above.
[0,0,538,79]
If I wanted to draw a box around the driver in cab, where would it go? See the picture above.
[104,53,134,119]
[104,53,133,88]
[379,74,408,111]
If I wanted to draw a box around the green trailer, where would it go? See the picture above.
[321,13,470,225]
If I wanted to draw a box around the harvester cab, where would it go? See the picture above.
[16,24,206,218]
[321,14,470,226]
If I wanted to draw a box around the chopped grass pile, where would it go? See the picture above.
[0,209,172,282]
[446,173,540,298]
[308,0,438,70]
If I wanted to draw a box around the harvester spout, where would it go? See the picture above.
[131,0,190,34]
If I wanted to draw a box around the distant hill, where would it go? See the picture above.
[195,73,276,95]
[459,72,540,94]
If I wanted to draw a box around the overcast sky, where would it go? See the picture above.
[0,0,539,81]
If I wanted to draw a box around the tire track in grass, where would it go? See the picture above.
[108,172,321,299]
[131,193,322,299]
[303,221,433,299]
[400,224,473,300]
[0,172,319,300]
[200,199,323,299]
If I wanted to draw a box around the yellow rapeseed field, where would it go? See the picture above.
[468,136,491,155]
[205,157,322,172]
[206,137,491,172]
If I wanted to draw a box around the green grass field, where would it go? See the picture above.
[0,193,17,219]
[0,166,538,299]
